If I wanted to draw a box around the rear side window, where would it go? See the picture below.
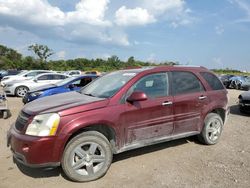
[172,71,204,95]
[200,72,224,90]
[53,74,67,80]
[37,75,51,80]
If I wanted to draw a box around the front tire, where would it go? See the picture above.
[62,131,113,182]
[198,113,223,145]
[15,86,29,97]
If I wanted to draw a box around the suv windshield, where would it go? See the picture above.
[80,71,137,98]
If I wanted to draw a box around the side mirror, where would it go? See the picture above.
[127,91,147,103]
[33,79,38,82]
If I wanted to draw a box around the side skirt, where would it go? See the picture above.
[114,131,199,154]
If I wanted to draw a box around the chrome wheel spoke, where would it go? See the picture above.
[86,163,94,175]
[92,155,105,163]
[73,160,85,170]
[75,147,87,158]
[89,143,98,155]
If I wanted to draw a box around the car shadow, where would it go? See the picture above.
[230,104,250,116]
[14,136,199,180]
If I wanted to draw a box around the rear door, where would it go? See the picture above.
[122,72,174,145]
[171,71,209,135]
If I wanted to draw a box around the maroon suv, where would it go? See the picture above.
[7,66,229,182]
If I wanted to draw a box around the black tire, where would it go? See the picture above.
[15,86,29,97]
[61,131,113,182]
[198,113,223,145]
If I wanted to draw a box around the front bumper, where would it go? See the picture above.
[7,124,61,167]
[3,86,16,95]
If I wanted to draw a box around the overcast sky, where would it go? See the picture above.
[0,0,250,70]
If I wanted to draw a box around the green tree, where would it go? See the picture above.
[0,44,22,62]
[28,44,54,62]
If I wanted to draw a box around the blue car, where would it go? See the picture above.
[23,75,98,104]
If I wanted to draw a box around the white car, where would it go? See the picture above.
[1,70,53,87]
[63,70,82,76]
[4,73,69,97]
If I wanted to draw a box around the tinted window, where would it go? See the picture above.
[201,72,224,90]
[37,75,51,80]
[53,74,66,80]
[72,77,93,87]
[26,72,38,77]
[130,73,169,98]
[172,71,204,95]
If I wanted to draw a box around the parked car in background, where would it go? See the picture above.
[1,70,52,86]
[219,74,235,88]
[0,70,21,80]
[23,74,98,104]
[7,66,229,182]
[4,73,69,97]
[84,70,101,75]
[63,70,81,76]
[228,76,248,89]
[239,76,250,90]
[238,91,250,113]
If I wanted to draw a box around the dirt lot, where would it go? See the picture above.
[0,89,249,188]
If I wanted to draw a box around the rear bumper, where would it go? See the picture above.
[7,124,61,167]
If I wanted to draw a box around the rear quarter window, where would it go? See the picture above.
[200,72,224,90]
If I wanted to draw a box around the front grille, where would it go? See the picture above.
[15,111,30,132]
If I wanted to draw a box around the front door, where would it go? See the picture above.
[121,72,174,145]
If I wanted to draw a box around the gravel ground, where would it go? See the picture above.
[0,89,249,188]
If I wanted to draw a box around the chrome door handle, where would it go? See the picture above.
[199,96,207,100]
[162,101,173,106]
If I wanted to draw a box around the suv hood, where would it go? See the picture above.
[23,91,108,116]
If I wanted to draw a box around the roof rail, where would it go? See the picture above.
[173,65,208,69]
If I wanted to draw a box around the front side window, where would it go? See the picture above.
[128,73,169,99]
[200,72,224,90]
[172,71,204,95]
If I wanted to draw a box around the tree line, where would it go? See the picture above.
[0,44,178,72]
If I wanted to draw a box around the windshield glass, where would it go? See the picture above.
[56,76,78,86]
[17,70,28,76]
[80,71,137,98]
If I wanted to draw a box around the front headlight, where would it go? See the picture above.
[30,91,43,97]
[5,84,13,87]
[25,113,60,136]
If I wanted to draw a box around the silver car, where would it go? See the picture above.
[4,73,69,97]
[1,70,53,86]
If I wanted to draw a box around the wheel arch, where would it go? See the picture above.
[210,108,226,123]
[63,124,117,153]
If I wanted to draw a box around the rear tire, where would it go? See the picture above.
[61,131,113,182]
[198,113,223,145]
